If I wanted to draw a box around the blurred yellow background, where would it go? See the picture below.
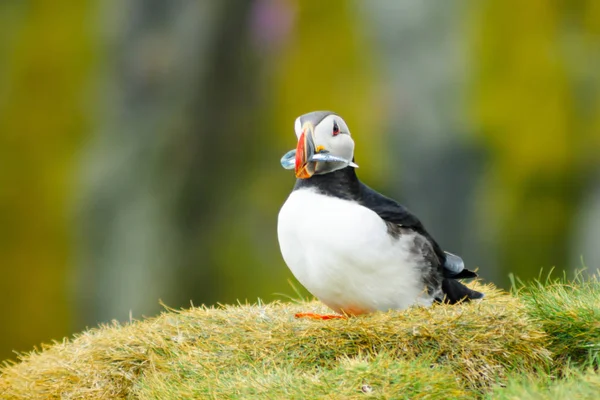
[1,0,599,361]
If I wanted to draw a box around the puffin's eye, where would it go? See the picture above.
[332,120,340,136]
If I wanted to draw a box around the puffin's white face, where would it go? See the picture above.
[289,112,357,179]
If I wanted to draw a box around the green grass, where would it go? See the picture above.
[1,276,599,399]
[514,272,600,367]
[486,368,600,400]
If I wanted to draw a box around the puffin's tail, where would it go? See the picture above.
[439,279,485,304]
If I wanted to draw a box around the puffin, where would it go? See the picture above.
[277,111,484,319]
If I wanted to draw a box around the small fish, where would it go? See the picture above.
[280,149,296,170]
[310,152,359,168]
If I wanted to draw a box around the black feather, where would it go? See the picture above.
[438,279,485,304]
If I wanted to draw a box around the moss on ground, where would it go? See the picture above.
[1,278,599,399]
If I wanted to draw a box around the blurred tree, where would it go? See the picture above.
[470,0,600,283]
[572,177,600,274]
[77,0,265,327]
[0,2,95,360]
[568,0,600,274]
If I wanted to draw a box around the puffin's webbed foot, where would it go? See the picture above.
[294,312,346,320]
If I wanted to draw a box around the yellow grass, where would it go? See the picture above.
[1,282,564,399]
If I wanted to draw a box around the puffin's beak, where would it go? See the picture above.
[295,123,316,179]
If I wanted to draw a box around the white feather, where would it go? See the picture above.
[294,116,302,139]
[277,188,433,314]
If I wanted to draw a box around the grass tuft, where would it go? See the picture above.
[0,278,598,399]
[515,272,600,367]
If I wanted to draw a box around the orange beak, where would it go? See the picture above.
[295,123,316,179]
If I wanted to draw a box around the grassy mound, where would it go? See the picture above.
[1,278,599,399]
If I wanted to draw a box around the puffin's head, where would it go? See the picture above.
[280,111,358,179]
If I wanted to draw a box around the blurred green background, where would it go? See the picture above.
[1,0,599,362]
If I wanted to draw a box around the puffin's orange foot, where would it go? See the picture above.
[294,312,346,320]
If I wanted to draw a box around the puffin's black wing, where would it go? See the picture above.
[358,183,477,280]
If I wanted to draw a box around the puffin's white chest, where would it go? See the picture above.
[277,188,430,314]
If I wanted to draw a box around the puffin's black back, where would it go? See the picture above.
[294,166,483,303]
